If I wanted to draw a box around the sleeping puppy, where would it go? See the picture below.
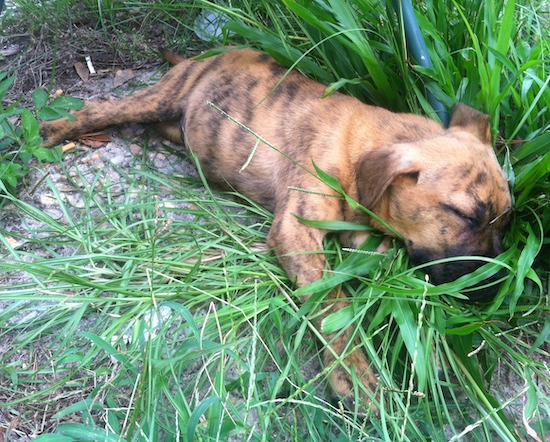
[40,47,512,409]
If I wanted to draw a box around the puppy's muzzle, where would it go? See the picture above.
[410,249,507,302]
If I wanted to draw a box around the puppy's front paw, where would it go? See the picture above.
[325,346,379,413]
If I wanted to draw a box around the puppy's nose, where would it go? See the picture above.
[408,248,508,302]
[425,261,507,302]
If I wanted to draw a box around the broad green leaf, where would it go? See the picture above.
[51,95,84,110]
[445,323,484,336]
[55,423,126,442]
[32,87,48,109]
[0,162,23,187]
[52,398,102,419]
[321,304,354,334]
[21,108,39,141]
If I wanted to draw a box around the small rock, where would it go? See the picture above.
[129,143,143,155]
[40,193,58,206]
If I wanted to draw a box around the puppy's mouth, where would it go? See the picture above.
[409,250,507,302]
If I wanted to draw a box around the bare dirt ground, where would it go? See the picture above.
[1,6,549,441]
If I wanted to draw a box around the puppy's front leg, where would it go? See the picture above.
[268,210,378,410]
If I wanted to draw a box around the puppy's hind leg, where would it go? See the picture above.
[39,61,194,148]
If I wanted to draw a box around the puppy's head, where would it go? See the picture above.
[356,104,512,301]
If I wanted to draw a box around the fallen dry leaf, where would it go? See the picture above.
[74,61,90,82]
[114,69,135,88]
[79,133,112,147]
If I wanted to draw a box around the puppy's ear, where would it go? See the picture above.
[356,147,419,209]
[449,103,491,144]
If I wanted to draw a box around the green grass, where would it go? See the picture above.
[1,0,550,441]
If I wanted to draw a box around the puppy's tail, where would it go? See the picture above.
[159,48,187,65]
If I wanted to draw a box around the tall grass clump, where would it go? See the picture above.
[1,0,549,441]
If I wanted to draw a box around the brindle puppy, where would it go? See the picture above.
[40,48,512,409]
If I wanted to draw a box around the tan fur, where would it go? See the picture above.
[40,48,512,410]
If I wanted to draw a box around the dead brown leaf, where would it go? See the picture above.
[74,61,90,82]
[79,133,112,147]
[114,69,135,88]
